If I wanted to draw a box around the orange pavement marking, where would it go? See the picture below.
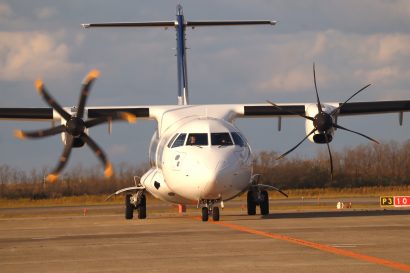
[196,217,410,272]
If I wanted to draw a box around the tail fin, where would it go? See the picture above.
[82,4,276,106]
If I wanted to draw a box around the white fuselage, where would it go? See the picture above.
[139,111,253,205]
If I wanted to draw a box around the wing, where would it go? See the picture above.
[0,108,53,121]
[337,100,410,116]
[2,100,410,122]
[86,107,151,119]
[0,106,153,121]
[235,100,410,118]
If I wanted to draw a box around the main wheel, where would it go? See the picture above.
[212,207,220,221]
[125,194,134,220]
[260,190,269,215]
[201,207,209,222]
[137,193,147,219]
[247,191,256,215]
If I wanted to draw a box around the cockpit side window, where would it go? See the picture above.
[186,133,208,146]
[231,132,245,147]
[211,132,233,146]
[171,133,186,148]
[167,133,179,148]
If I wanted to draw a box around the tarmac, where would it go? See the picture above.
[0,201,409,273]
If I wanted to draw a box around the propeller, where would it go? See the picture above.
[267,63,379,180]
[14,70,137,183]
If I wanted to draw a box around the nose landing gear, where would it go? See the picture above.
[200,200,220,222]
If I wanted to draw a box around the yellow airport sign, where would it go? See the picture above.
[380,196,394,207]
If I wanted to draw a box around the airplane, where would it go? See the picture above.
[1,4,410,221]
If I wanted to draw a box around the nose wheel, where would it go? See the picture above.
[212,207,220,221]
[200,200,220,222]
[201,207,209,221]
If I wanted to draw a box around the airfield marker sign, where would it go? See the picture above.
[380,196,410,207]
[394,196,410,207]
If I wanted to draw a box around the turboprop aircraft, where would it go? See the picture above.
[1,5,410,221]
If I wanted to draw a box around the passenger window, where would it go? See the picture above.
[167,134,179,148]
[171,133,186,148]
[231,132,245,147]
[211,133,233,146]
[186,133,208,146]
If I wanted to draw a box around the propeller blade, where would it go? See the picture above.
[80,133,113,178]
[333,123,379,144]
[14,125,66,139]
[277,128,316,160]
[77,70,100,119]
[35,80,71,121]
[266,100,314,121]
[84,112,137,128]
[331,84,371,116]
[46,135,74,183]
[324,134,334,181]
[313,63,323,114]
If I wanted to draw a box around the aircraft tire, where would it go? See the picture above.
[260,190,269,215]
[137,194,147,219]
[125,194,134,220]
[247,191,256,215]
[212,207,220,221]
[202,207,209,222]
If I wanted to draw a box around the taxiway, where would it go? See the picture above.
[0,203,409,273]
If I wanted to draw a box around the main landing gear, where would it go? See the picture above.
[125,191,147,220]
[247,189,269,216]
[200,200,220,222]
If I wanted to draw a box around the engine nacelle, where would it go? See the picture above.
[305,103,338,144]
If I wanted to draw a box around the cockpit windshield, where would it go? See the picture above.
[186,133,208,146]
[231,132,245,147]
[211,132,233,146]
[171,133,186,148]
[168,131,246,148]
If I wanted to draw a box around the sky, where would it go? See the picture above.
[1,0,410,174]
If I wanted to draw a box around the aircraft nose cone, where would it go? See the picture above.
[200,152,241,199]
[200,171,219,199]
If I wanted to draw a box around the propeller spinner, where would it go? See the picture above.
[15,70,136,182]
[267,63,379,180]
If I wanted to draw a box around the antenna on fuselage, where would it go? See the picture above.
[82,5,276,106]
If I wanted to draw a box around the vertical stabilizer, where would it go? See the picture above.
[81,5,275,106]
[175,5,189,105]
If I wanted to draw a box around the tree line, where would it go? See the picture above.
[1,140,410,199]
[0,162,149,199]
[254,140,410,189]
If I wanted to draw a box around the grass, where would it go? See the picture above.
[0,185,409,209]
[277,185,410,199]
[0,195,125,208]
